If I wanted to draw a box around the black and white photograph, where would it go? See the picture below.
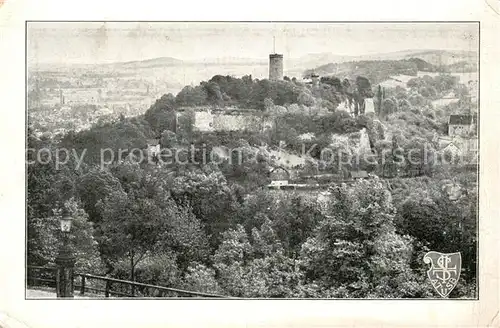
[25,21,479,300]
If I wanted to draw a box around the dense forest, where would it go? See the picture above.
[27,69,478,298]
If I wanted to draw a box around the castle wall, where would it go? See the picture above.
[212,114,270,132]
[194,111,214,132]
[178,109,274,133]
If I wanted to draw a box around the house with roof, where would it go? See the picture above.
[267,166,291,189]
[441,142,462,157]
[448,114,477,137]
[437,135,478,166]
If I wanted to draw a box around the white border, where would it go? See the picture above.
[0,0,498,327]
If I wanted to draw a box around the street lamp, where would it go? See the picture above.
[55,207,75,298]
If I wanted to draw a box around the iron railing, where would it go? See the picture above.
[27,266,227,298]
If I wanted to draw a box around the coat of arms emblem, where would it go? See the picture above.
[424,251,461,298]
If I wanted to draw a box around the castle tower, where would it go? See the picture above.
[269,53,284,81]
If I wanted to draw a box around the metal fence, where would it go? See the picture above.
[27,266,227,298]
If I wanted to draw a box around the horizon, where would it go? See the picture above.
[28,22,479,66]
[29,48,479,68]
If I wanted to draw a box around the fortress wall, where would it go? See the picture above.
[178,109,274,132]
[194,111,214,132]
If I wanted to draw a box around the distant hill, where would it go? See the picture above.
[443,60,478,73]
[107,57,184,69]
[303,59,425,85]
[284,49,477,78]
[300,49,477,84]
[293,49,476,66]
[403,50,477,66]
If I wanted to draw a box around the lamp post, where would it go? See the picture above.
[55,208,75,298]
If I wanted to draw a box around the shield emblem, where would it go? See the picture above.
[423,251,461,298]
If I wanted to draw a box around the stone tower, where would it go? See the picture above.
[269,53,284,81]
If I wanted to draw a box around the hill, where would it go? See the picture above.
[106,57,184,69]
[301,49,477,84]
[29,49,478,101]
[303,59,422,85]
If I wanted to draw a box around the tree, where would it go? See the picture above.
[202,81,224,106]
[401,136,436,177]
[319,84,341,111]
[396,185,477,286]
[77,168,123,223]
[27,198,105,274]
[213,221,304,297]
[175,85,208,107]
[97,189,172,283]
[156,205,211,271]
[299,178,433,298]
[176,108,196,140]
[408,93,426,107]
[298,90,316,107]
[320,76,343,91]
[355,76,373,98]
[407,78,421,89]
[182,263,222,294]
[398,99,412,111]
[171,170,238,247]
[375,85,383,115]
[381,98,396,117]
[264,97,274,110]
[160,130,177,149]
[144,93,177,133]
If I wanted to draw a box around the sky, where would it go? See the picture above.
[27,22,479,65]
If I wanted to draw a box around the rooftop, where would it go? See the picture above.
[147,139,160,146]
[350,171,369,179]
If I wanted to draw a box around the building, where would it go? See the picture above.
[269,166,290,181]
[349,170,369,180]
[364,98,375,114]
[448,114,477,137]
[438,136,478,164]
[442,183,463,201]
[441,142,462,158]
[267,166,290,188]
[176,109,274,133]
[269,54,284,81]
[269,180,289,188]
[194,111,215,132]
[146,139,161,158]
[267,166,293,189]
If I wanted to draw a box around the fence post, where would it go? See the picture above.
[105,280,111,298]
[80,275,85,295]
[27,267,33,287]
